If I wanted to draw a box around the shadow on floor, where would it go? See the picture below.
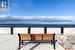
[19,42,29,50]
[19,41,40,50]
[29,43,40,50]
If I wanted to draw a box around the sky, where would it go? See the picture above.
[0,0,75,16]
[0,0,75,24]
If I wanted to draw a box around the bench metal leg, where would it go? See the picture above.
[18,42,21,49]
[53,41,55,49]
[22,40,24,45]
[53,40,57,49]
[51,40,57,49]
[51,40,53,45]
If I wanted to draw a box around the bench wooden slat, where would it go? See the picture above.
[20,34,31,41]
[31,34,42,40]
[43,34,53,40]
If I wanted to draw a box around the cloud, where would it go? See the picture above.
[0,15,75,20]
[0,15,7,17]
[0,15,75,24]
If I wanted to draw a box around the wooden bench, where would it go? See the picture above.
[18,33,56,49]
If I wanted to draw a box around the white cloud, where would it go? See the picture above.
[0,15,75,20]
[0,15,75,24]
[0,15,7,17]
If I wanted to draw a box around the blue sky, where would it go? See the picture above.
[0,0,75,16]
[0,0,75,24]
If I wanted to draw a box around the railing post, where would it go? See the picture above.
[44,27,47,34]
[28,27,31,34]
[61,27,64,34]
[11,27,13,35]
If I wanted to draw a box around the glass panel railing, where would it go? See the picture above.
[64,28,75,34]
[0,27,10,34]
[47,28,61,34]
[31,28,44,34]
[13,27,28,34]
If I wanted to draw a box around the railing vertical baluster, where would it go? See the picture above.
[61,27,64,34]
[28,27,31,34]
[44,27,47,34]
[11,27,13,35]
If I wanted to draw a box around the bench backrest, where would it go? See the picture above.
[18,34,31,41]
[18,34,55,41]
[31,34,42,40]
[43,34,54,40]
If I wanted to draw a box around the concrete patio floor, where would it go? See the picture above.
[20,43,65,50]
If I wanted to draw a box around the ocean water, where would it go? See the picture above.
[0,24,75,27]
